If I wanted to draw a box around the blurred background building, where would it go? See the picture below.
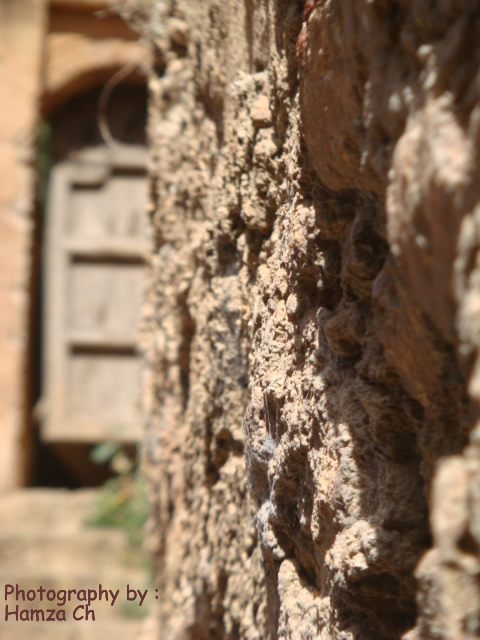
[1,0,148,489]
[0,1,152,637]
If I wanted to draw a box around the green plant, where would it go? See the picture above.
[87,443,149,550]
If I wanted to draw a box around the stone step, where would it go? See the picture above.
[0,488,152,640]
[0,616,146,640]
[0,528,146,574]
[0,489,103,534]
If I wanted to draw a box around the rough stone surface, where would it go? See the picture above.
[141,1,480,638]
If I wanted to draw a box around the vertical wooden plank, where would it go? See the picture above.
[42,162,72,439]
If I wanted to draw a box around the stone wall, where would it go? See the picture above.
[142,1,480,638]
[0,0,47,489]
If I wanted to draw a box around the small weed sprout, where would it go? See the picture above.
[87,442,149,551]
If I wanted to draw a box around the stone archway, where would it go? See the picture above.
[30,83,149,488]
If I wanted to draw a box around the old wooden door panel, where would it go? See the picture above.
[42,145,147,442]
[67,262,145,336]
[66,354,141,440]
[68,172,146,238]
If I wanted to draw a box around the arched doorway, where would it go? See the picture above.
[30,83,148,487]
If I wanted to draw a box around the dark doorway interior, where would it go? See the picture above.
[49,83,147,162]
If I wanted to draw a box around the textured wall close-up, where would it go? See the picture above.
[139,1,480,638]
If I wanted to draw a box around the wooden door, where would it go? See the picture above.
[41,145,148,442]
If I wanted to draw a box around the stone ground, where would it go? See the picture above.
[0,488,152,640]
